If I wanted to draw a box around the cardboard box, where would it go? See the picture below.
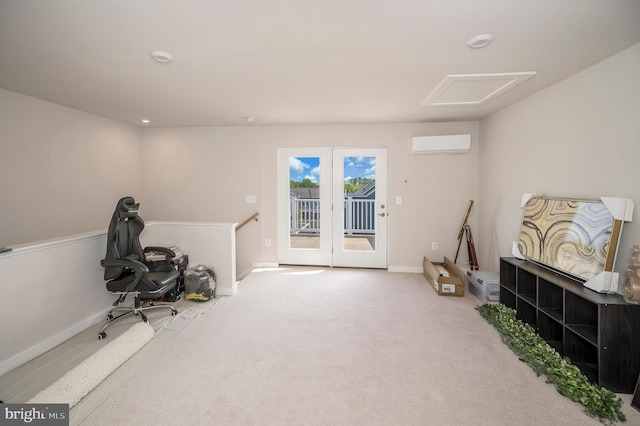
[423,256,465,297]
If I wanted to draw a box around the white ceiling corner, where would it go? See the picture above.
[420,72,538,107]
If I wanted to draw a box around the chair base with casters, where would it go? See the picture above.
[98,292,178,340]
[97,266,181,339]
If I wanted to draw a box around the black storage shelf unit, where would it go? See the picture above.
[499,257,640,393]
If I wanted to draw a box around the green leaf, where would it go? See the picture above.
[476,304,626,424]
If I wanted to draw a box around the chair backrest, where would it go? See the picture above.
[103,196,146,280]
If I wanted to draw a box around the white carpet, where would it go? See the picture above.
[28,322,154,408]
[72,266,640,426]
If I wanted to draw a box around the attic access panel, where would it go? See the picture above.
[420,72,537,106]
[517,196,622,282]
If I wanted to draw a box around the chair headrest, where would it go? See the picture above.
[116,196,140,220]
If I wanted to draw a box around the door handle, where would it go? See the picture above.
[378,212,386,217]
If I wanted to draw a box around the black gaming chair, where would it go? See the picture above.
[98,196,178,339]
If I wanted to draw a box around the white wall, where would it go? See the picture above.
[141,122,480,271]
[2,39,638,375]
[479,43,640,280]
[0,88,142,247]
[139,127,263,275]
[5,38,638,277]
[0,232,113,375]
[0,222,239,375]
[142,221,238,296]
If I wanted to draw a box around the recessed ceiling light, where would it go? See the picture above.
[149,50,173,63]
[141,119,150,124]
[467,34,494,49]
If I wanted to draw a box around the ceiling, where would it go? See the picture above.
[1,1,639,128]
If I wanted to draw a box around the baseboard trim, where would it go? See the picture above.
[237,266,254,280]
[242,263,419,274]
[388,265,423,273]
[252,262,280,268]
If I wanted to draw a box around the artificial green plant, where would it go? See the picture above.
[476,303,626,424]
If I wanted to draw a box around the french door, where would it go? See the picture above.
[277,147,387,268]
[332,148,387,268]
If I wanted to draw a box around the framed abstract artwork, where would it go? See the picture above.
[516,195,632,285]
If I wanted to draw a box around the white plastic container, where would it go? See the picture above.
[467,271,500,303]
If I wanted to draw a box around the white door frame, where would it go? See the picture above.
[332,148,388,269]
[277,147,388,268]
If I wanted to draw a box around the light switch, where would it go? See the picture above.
[246,195,256,203]
[395,196,402,205]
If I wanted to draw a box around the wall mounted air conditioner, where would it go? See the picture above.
[411,134,471,155]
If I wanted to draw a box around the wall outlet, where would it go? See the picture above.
[432,242,438,251]
[265,238,271,247]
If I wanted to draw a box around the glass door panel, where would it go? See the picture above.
[342,156,376,252]
[277,148,332,266]
[289,156,321,250]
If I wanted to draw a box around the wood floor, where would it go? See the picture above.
[0,296,218,424]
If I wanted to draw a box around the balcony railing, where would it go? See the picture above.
[344,198,375,235]
[290,198,375,235]
[290,199,321,233]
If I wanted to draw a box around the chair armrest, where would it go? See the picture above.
[144,246,176,258]
[101,258,149,275]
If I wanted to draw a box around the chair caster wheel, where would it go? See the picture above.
[171,309,178,316]
[98,332,106,340]
[107,313,114,321]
